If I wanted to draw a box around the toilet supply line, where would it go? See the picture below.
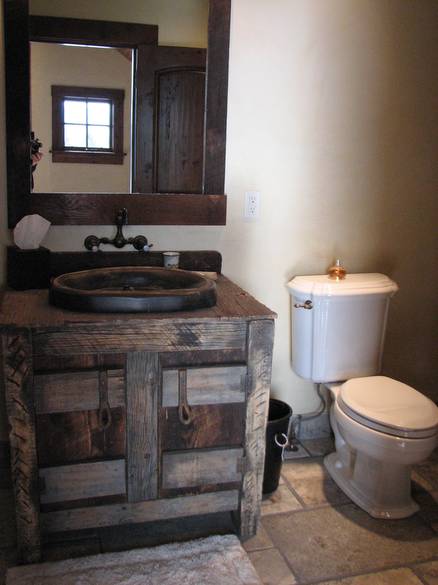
[289,383,327,448]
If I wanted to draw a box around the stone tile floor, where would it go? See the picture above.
[0,438,437,585]
[246,438,438,585]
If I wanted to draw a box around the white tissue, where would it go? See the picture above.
[13,214,51,250]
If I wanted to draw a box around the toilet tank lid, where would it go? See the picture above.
[287,273,398,298]
[341,376,438,432]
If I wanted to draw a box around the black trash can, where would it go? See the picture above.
[263,398,293,495]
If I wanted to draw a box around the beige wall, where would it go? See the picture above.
[31,43,132,193]
[1,1,437,441]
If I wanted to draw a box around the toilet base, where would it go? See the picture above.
[324,452,420,519]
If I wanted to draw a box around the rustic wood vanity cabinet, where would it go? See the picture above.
[0,276,275,563]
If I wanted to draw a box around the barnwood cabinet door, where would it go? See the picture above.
[34,365,128,510]
[159,364,247,497]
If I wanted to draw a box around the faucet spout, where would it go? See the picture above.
[84,208,153,252]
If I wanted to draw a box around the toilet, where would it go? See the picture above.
[287,272,438,519]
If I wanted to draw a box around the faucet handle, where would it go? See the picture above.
[132,235,153,252]
[84,235,100,251]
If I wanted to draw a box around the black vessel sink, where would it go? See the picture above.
[50,266,217,313]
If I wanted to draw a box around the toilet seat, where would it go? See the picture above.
[337,376,438,439]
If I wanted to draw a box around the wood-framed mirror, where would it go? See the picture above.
[4,0,230,227]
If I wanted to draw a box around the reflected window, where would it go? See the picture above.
[51,86,124,164]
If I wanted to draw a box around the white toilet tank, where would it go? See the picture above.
[287,273,398,383]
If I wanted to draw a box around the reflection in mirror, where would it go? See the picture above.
[29,0,208,195]
[31,43,132,193]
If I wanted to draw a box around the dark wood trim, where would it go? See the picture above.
[51,86,125,165]
[204,0,231,194]
[51,85,125,101]
[7,247,223,290]
[51,151,125,165]
[29,15,158,47]
[4,3,231,227]
[4,0,31,227]
[28,193,227,225]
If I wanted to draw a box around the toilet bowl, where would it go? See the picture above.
[324,376,438,519]
[287,272,438,519]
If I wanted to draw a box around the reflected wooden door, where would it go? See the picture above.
[134,46,206,194]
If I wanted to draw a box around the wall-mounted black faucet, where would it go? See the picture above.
[84,208,153,252]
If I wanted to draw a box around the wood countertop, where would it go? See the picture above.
[0,276,276,330]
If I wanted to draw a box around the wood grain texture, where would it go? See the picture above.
[162,365,246,407]
[28,193,227,226]
[39,459,126,504]
[0,276,276,330]
[33,321,247,356]
[135,45,206,193]
[36,407,126,467]
[155,67,205,193]
[2,330,41,562]
[161,448,243,490]
[34,369,125,414]
[41,490,239,533]
[239,320,275,540]
[34,353,126,373]
[160,403,245,451]
[126,352,159,502]
[204,0,231,194]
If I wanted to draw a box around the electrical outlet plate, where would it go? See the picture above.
[244,191,260,220]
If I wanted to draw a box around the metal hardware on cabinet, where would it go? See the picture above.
[177,368,193,426]
[293,300,313,310]
[98,369,112,430]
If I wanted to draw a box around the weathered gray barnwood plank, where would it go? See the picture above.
[162,365,246,407]
[34,369,125,414]
[0,277,276,330]
[2,330,41,563]
[33,321,247,356]
[41,489,239,533]
[239,319,275,540]
[126,352,159,502]
[39,459,126,504]
[162,448,243,489]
